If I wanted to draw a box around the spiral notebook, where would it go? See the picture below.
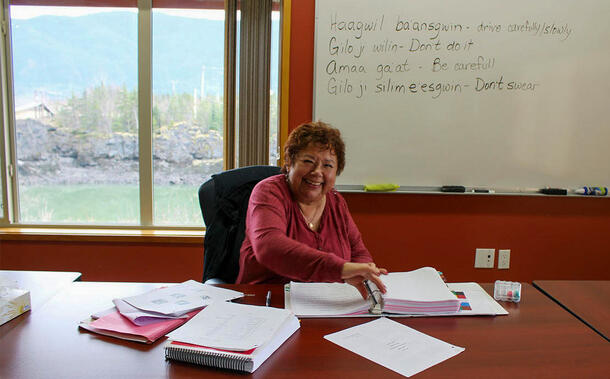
[164,301,300,373]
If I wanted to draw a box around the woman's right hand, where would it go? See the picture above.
[341,262,387,299]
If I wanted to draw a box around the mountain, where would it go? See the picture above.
[11,11,279,103]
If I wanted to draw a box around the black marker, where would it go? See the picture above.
[539,188,567,195]
[441,185,466,193]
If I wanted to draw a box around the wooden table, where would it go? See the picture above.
[533,280,610,342]
[0,270,81,310]
[1,282,608,378]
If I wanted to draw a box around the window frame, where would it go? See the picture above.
[0,0,284,231]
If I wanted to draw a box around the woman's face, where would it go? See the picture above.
[286,143,338,205]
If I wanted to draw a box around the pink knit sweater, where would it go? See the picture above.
[236,174,373,284]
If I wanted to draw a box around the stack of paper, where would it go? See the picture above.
[79,280,244,343]
[165,302,300,373]
[1,286,31,326]
[374,269,462,314]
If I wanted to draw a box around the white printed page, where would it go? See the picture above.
[167,301,293,351]
[324,317,465,377]
[121,280,243,316]
[288,282,369,316]
[382,267,455,302]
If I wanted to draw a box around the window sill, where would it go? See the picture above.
[0,227,204,244]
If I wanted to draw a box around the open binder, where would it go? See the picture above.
[286,267,507,317]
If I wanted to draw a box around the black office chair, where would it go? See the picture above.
[198,165,282,284]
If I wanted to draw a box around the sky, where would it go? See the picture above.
[9,6,280,21]
[9,6,226,20]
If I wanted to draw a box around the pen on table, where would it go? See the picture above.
[265,290,271,307]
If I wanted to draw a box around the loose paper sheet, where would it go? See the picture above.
[324,318,465,377]
[121,280,243,316]
[112,298,187,325]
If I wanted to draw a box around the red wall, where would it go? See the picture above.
[287,0,610,282]
[0,240,203,282]
[345,193,610,282]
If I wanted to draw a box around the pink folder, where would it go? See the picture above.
[80,309,200,344]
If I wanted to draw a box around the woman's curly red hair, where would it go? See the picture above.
[282,121,345,175]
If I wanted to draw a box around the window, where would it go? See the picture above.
[0,0,282,228]
[151,5,225,226]
[10,4,139,224]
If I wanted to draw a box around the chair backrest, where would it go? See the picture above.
[198,165,281,283]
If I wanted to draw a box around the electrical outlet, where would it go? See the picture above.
[475,248,495,268]
[498,249,510,269]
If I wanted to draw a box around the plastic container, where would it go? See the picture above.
[494,280,521,302]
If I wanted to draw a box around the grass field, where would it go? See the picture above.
[19,184,202,226]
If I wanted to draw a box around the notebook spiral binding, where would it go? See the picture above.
[165,346,254,372]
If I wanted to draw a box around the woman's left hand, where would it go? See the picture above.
[341,262,388,299]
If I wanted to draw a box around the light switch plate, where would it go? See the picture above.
[498,249,510,269]
[475,248,495,268]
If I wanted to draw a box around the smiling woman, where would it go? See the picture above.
[283,123,343,213]
[236,122,388,299]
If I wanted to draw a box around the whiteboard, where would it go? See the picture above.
[313,0,610,190]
